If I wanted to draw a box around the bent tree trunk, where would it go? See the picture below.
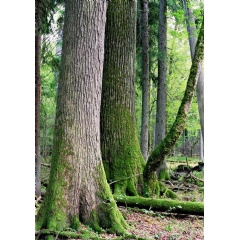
[140,0,150,161]
[155,0,170,181]
[101,0,145,196]
[37,0,128,236]
[143,18,204,197]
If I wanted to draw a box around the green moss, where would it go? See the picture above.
[158,168,170,181]
[70,215,80,230]
[36,134,74,231]
[101,105,145,196]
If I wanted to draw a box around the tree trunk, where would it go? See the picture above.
[140,0,150,161]
[143,18,204,197]
[37,0,128,235]
[155,0,169,180]
[182,0,204,140]
[35,0,43,198]
[100,0,145,196]
[199,129,204,162]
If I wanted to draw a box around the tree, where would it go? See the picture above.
[37,0,128,236]
[143,18,204,196]
[182,0,204,141]
[155,0,170,180]
[100,0,145,196]
[35,0,43,198]
[140,0,150,161]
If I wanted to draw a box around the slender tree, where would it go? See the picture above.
[35,0,43,198]
[101,0,145,196]
[140,0,150,161]
[182,0,204,140]
[155,0,170,180]
[37,0,128,236]
[143,18,204,196]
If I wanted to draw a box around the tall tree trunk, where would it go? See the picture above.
[182,0,204,140]
[140,0,150,161]
[199,129,204,162]
[101,0,145,196]
[37,0,128,235]
[35,0,43,198]
[143,18,204,197]
[155,0,169,180]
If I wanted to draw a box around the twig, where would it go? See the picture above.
[109,173,143,185]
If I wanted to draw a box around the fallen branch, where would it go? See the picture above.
[114,195,204,216]
[41,163,51,167]
[109,173,142,185]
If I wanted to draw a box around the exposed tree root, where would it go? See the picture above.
[35,229,149,240]
[114,196,203,216]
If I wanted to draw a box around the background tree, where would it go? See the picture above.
[182,0,204,157]
[155,0,170,180]
[35,0,43,197]
[140,0,150,161]
[100,0,145,196]
[37,0,128,236]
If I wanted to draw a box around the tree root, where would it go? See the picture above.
[35,229,150,240]
[35,229,105,239]
[114,195,203,216]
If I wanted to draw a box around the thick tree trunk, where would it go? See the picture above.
[155,0,169,180]
[182,0,204,140]
[143,18,204,197]
[37,0,127,235]
[35,0,43,198]
[100,0,145,196]
[114,196,204,216]
[140,0,150,161]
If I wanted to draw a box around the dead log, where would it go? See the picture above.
[114,195,203,216]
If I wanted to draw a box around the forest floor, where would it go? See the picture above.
[36,157,204,240]
[97,206,204,240]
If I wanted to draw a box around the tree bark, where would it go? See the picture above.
[100,0,145,196]
[140,0,150,161]
[143,18,204,197]
[182,0,204,140]
[35,0,43,198]
[37,0,128,235]
[155,0,169,180]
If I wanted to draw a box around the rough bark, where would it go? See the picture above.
[155,0,169,180]
[182,0,204,140]
[114,196,204,216]
[37,0,127,235]
[143,18,204,197]
[35,0,43,198]
[140,0,150,161]
[100,0,145,196]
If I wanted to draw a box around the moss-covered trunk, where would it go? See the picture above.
[143,18,204,197]
[36,0,128,235]
[100,0,145,196]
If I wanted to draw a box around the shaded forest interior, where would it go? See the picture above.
[35,0,204,239]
